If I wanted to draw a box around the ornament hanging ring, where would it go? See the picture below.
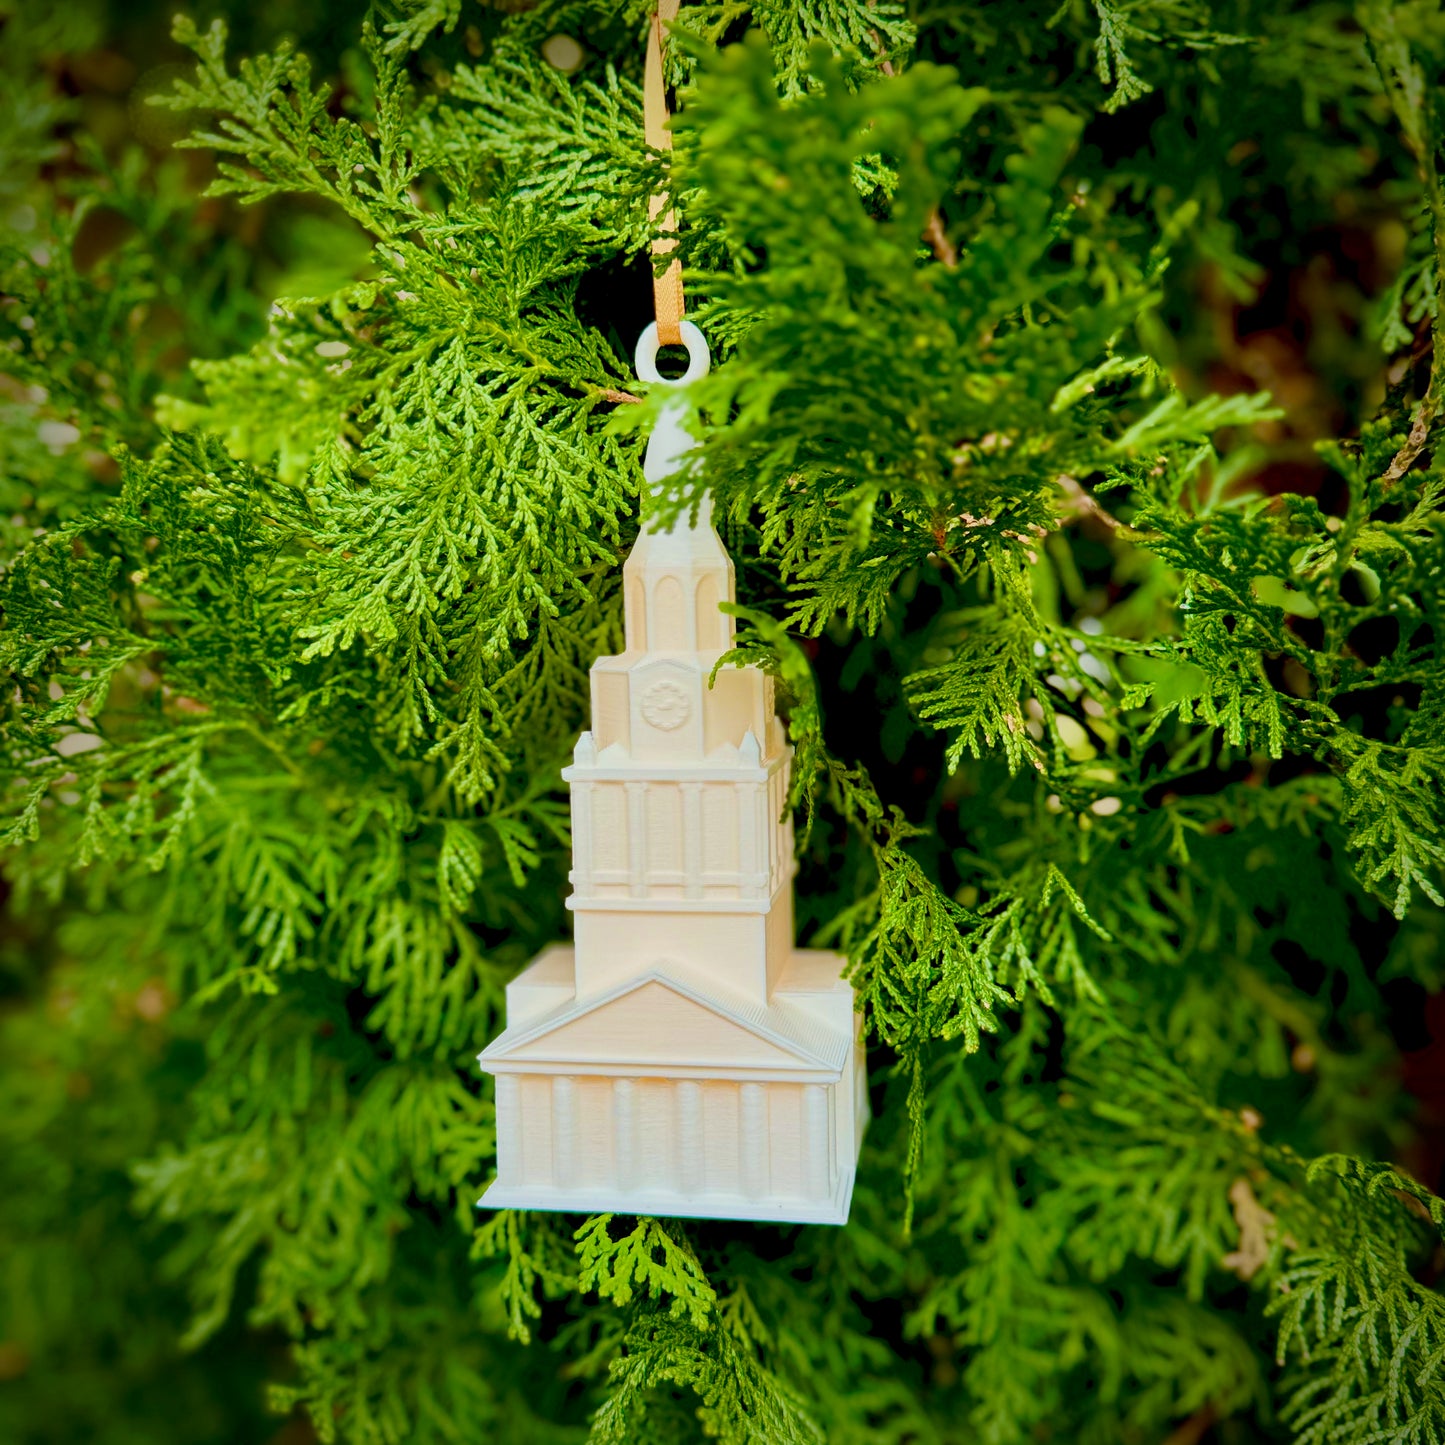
[635,319,710,385]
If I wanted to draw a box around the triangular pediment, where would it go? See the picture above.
[633,656,701,684]
[486,975,829,1070]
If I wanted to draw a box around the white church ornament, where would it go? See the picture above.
[477,322,867,1225]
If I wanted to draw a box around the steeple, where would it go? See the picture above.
[621,492,733,656]
[621,376,735,658]
[587,486,782,770]
[562,372,792,1004]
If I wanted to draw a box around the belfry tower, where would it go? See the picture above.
[478,358,865,1225]
[566,489,798,1005]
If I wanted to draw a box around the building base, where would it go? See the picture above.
[477,1167,855,1227]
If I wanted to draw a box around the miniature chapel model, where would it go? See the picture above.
[478,332,866,1224]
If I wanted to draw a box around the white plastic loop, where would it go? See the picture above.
[635,320,710,385]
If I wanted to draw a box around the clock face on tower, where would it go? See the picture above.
[641,678,691,731]
[630,658,702,758]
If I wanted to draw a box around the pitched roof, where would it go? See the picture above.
[478,968,848,1074]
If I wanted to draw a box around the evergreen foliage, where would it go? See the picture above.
[2,1,1445,1441]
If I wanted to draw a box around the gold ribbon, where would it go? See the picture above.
[645,0,685,345]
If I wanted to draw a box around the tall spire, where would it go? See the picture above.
[561,325,790,998]
[587,344,779,774]
[621,383,735,656]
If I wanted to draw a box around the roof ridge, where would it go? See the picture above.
[478,969,846,1069]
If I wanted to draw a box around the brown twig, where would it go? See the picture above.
[1381,381,1439,486]
[1161,1403,1218,1445]
[870,14,957,270]
[1056,473,1121,530]
[923,208,957,268]
[869,0,896,77]
[1364,4,1445,487]
[1221,1177,1276,1280]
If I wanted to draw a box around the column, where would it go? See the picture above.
[772,770,789,891]
[495,1072,522,1185]
[571,780,594,894]
[740,1083,768,1199]
[803,1084,830,1200]
[768,771,780,890]
[753,783,769,896]
[676,1081,703,1195]
[614,1078,637,1193]
[738,783,759,896]
[682,782,703,900]
[552,1075,577,1190]
[626,782,646,895]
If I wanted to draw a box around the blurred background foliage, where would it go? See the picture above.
[1,1,1443,1442]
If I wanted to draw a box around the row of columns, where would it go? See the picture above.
[493,1073,833,1202]
[570,779,775,901]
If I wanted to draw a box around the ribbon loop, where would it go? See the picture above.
[645,1,685,345]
